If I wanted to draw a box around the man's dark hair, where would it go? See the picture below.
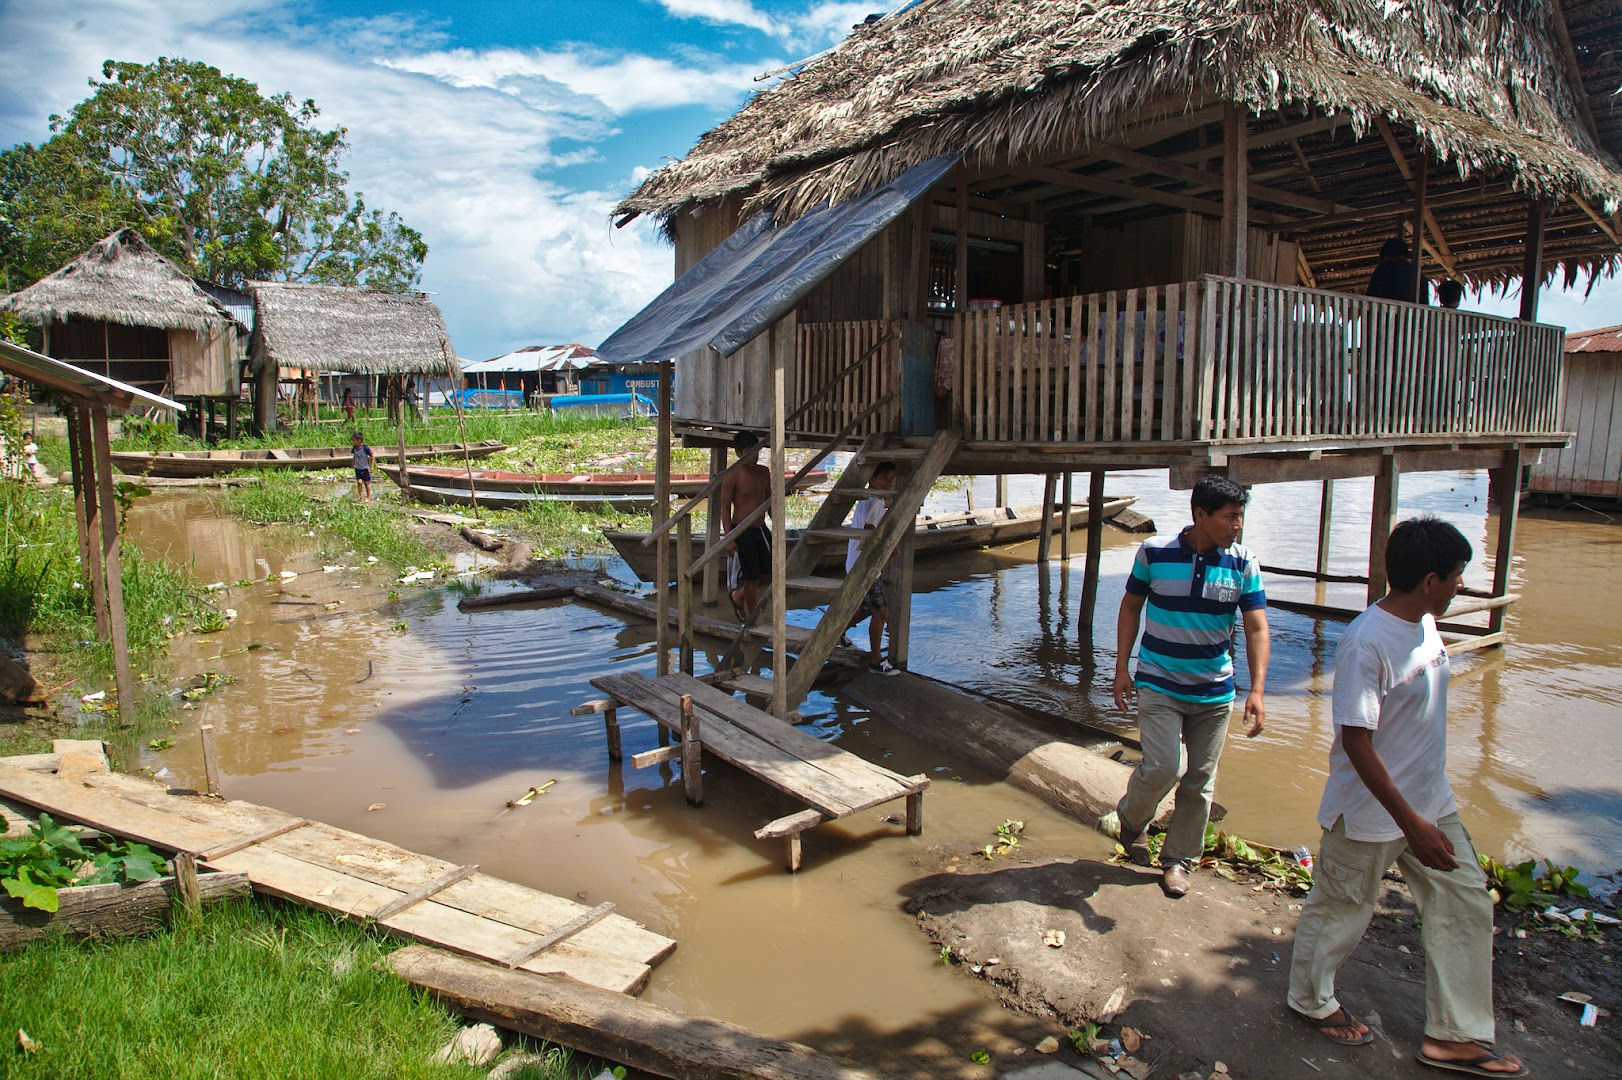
[1190,474,1247,516]
[1379,237,1409,262]
[1437,279,1465,308]
[732,429,760,452]
[871,461,896,480]
[1386,515,1472,592]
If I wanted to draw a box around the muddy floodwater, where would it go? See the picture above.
[124,470,1622,1072]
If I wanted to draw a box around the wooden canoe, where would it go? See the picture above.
[380,464,828,510]
[110,440,507,478]
[604,495,1138,582]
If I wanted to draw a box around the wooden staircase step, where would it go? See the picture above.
[805,526,867,542]
[864,447,928,461]
[784,576,844,593]
[823,487,897,501]
[719,672,775,697]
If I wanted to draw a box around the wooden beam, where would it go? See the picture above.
[370,864,480,922]
[654,361,672,677]
[1004,160,1291,226]
[91,406,134,715]
[1520,202,1546,323]
[1367,455,1398,605]
[1316,480,1334,577]
[1573,195,1621,246]
[953,163,969,312]
[502,902,617,970]
[199,819,311,862]
[1374,115,1458,278]
[385,946,894,1080]
[1548,0,1602,148]
[1078,471,1106,635]
[769,321,789,719]
[1488,449,1521,635]
[1079,140,1343,215]
[1410,150,1429,303]
[1222,103,1249,276]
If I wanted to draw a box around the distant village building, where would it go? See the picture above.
[0,229,246,432]
[1529,325,1622,503]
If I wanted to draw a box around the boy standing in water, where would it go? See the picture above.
[1288,516,1525,1077]
[351,431,374,501]
[720,430,771,620]
[841,461,901,675]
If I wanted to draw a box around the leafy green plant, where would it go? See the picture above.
[979,818,1025,859]
[1067,1022,1100,1056]
[1479,856,1591,912]
[147,737,173,751]
[969,1050,990,1065]
[191,609,230,634]
[180,670,234,700]
[0,812,167,912]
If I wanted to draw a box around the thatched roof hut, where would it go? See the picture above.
[247,281,459,377]
[0,228,241,333]
[618,0,1622,291]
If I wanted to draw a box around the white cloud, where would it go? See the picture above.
[655,0,777,35]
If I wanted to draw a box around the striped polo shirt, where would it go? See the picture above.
[1124,528,1266,703]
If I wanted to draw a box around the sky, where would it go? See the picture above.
[0,0,1616,361]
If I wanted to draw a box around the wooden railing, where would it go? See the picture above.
[953,276,1566,445]
[793,320,901,438]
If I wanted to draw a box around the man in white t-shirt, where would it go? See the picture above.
[1287,516,1526,1077]
[840,462,900,676]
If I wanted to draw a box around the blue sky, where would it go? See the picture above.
[1,0,1616,360]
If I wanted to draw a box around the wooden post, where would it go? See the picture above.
[91,406,135,716]
[1060,473,1074,560]
[199,723,222,797]
[1520,202,1546,323]
[906,790,924,836]
[769,323,789,719]
[171,851,200,916]
[1409,152,1428,303]
[702,445,725,606]
[603,707,622,762]
[1222,103,1249,277]
[395,395,410,499]
[72,407,109,638]
[1488,449,1521,636]
[892,499,916,670]
[679,694,702,806]
[676,515,694,675]
[1367,454,1399,605]
[1316,479,1335,577]
[995,474,1008,509]
[1036,473,1056,564]
[954,164,969,313]
[1078,470,1107,633]
[654,361,672,678]
[910,200,931,322]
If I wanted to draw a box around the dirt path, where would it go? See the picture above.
[904,854,1618,1078]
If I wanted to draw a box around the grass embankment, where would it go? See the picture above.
[218,472,435,570]
[0,896,597,1080]
[0,481,212,755]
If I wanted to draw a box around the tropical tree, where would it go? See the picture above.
[0,57,425,291]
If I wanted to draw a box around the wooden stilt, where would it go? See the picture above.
[1409,152,1429,303]
[905,790,923,837]
[1036,473,1056,564]
[769,322,789,719]
[1520,203,1546,323]
[654,362,672,678]
[1060,473,1074,560]
[784,832,802,873]
[394,393,409,498]
[1222,102,1250,276]
[1488,449,1521,636]
[72,407,110,638]
[995,474,1008,508]
[676,515,694,675]
[954,163,969,314]
[65,407,98,623]
[603,707,622,762]
[199,723,222,797]
[679,694,702,806]
[703,445,724,606]
[1367,454,1399,605]
[91,406,135,715]
[1316,479,1334,576]
[1078,470,1107,633]
[892,506,915,669]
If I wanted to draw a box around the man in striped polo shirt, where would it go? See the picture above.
[1112,474,1270,898]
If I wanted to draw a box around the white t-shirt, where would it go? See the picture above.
[1318,603,1457,842]
[845,497,887,574]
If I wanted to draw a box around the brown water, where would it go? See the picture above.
[121,476,1622,1072]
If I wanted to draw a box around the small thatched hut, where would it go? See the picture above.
[246,281,459,428]
[0,229,244,403]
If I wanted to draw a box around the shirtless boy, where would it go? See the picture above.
[720,430,771,620]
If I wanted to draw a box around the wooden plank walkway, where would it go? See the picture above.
[0,760,674,994]
[586,671,927,871]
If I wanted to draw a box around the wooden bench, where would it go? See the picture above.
[584,671,926,871]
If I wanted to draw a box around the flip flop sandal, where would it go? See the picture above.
[729,592,749,621]
[1415,1048,1529,1077]
[1293,1007,1375,1046]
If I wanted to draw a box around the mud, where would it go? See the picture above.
[906,854,1621,1078]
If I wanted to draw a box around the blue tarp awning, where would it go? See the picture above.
[596,155,958,366]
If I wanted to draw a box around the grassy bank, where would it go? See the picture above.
[0,895,598,1079]
[217,472,435,570]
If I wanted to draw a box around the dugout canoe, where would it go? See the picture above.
[603,495,1138,582]
[380,464,828,510]
[110,440,507,478]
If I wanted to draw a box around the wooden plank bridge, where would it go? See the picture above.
[0,756,674,994]
[583,670,927,871]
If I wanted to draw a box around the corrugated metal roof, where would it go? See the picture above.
[1566,324,1622,354]
[464,344,599,374]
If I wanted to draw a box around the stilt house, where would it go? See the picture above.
[596,0,1622,718]
[247,281,460,429]
[0,230,245,424]
[1528,323,1622,502]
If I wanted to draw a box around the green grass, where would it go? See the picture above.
[217,473,434,570]
[0,896,598,1080]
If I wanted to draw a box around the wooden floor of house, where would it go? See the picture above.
[585,670,927,871]
[0,747,674,994]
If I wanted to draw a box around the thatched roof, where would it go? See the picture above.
[247,282,459,377]
[619,0,1622,288]
[0,229,241,334]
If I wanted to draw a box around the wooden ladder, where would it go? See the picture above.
[722,428,960,710]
